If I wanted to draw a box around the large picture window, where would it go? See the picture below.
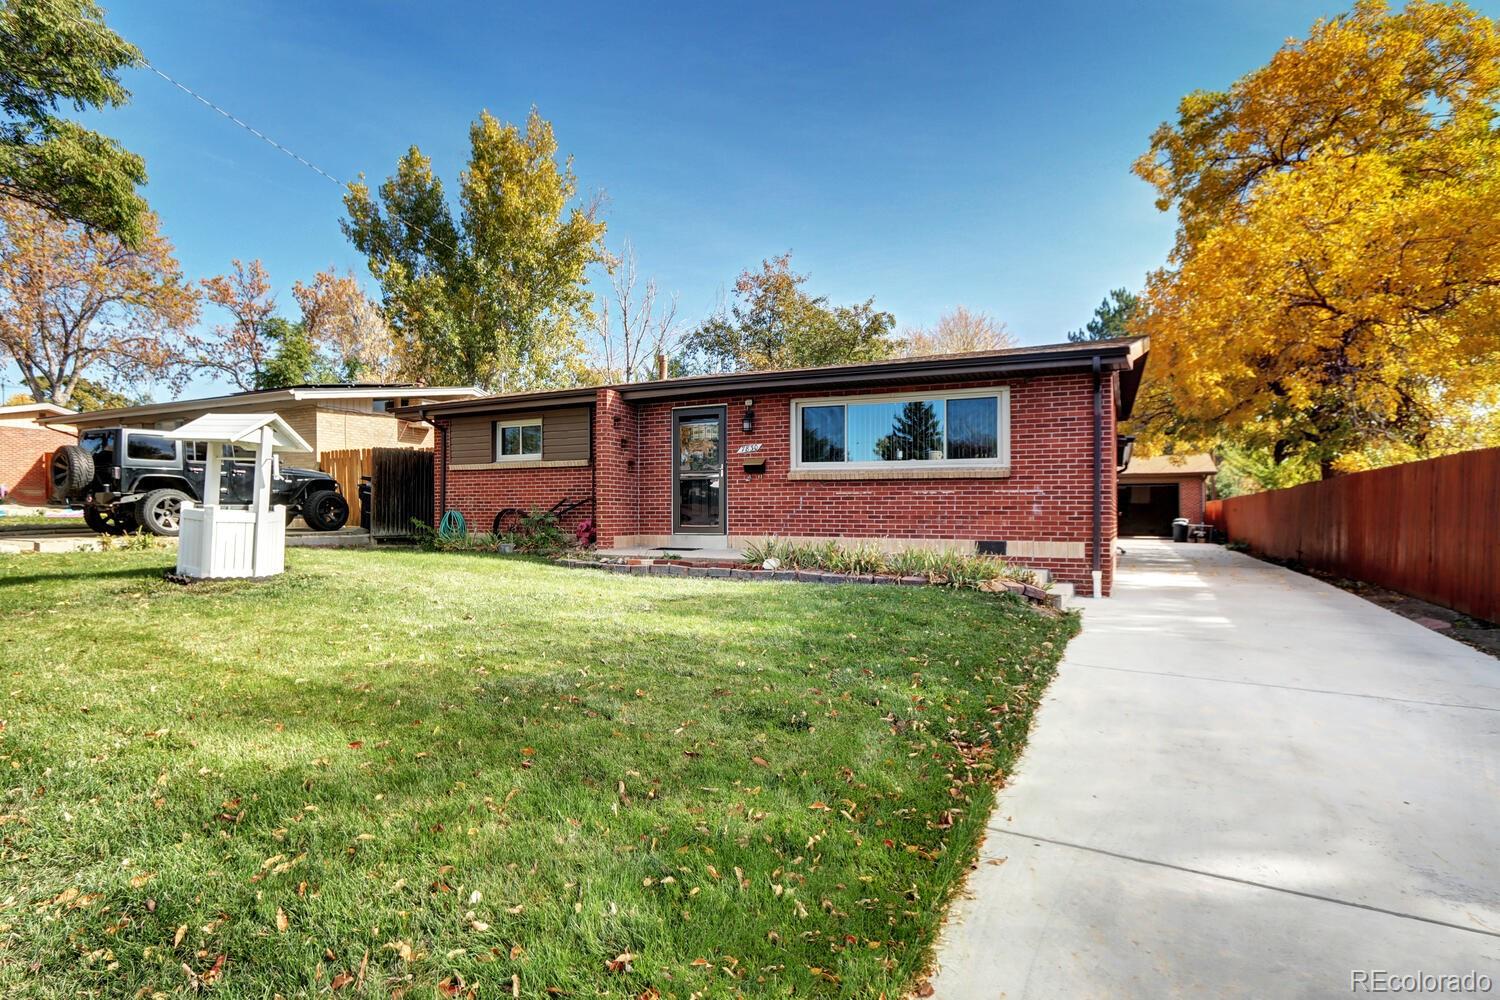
[792,389,1007,470]
[495,419,543,460]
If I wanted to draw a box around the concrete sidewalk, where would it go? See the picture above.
[930,540,1500,998]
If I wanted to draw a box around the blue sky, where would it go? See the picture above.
[3,0,1445,400]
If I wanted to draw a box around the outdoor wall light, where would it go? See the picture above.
[742,399,755,434]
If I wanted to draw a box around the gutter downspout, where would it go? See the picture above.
[439,418,449,527]
[1091,355,1103,600]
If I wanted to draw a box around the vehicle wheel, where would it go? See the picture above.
[137,488,191,537]
[83,505,132,536]
[50,445,94,499]
[302,490,349,531]
[492,507,525,535]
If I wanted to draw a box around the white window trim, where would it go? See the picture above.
[790,387,1010,471]
[494,418,544,461]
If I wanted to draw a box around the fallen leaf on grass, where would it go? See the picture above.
[605,951,634,973]
[275,907,289,933]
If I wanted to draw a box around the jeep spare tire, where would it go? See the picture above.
[50,445,94,498]
[302,490,349,531]
[137,488,192,536]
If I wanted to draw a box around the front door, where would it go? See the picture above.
[672,407,726,534]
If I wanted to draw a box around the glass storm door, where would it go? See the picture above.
[673,407,726,534]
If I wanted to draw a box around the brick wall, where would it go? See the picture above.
[443,464,593,535]
[593,389,637,545]
[0,425,77,505]
[433,372,1121,593]
[316,406,433,455]
[433,419,593,536]
[632,374,1117,592]
[1179,476,1206,522]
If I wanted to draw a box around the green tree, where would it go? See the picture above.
[9,375,138,410]
[0,0,149,245]
[342,107,608,390]
[683,253,895,372]
[256,317,335,389]
[1067,288,1139,342]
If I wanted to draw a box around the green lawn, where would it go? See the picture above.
[0,512,82,530]
[0,548,1076,998]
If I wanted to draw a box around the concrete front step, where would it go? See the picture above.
[1049,581,1078,609]
[286,528,373,548]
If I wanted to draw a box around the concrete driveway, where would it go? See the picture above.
[931,539,1500,998]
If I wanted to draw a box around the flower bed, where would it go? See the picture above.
[555,553,1061,608]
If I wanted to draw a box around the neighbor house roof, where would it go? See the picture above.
[396,337,1152,422]
[1120,453,1217,477]
[0,402,76,419]
[160,412,312,454]
[44,383,484,428]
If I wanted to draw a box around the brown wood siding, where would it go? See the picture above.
[445,406,590,465]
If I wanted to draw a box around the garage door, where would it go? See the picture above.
[1118,483,1179,536]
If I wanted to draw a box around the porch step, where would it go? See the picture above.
[1049,581,1078,610]
[286,528,373,548]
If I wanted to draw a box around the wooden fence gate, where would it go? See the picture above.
[369,447,433,539]
[319,448,374,525]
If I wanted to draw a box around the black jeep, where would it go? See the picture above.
[50,427,350,537]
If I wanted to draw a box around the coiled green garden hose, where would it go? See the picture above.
[439,509,467,540]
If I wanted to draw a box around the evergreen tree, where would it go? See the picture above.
[874,401,943,461]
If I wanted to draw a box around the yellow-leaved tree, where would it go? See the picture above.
[1132,0,1500,479]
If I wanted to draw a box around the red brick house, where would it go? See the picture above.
[0,403,78,505]
[399,337,1149,596]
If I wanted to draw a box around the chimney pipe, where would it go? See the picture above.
[656,352,668,381]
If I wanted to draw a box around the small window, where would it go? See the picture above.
[800,405,845,463]
[945,395,999,460]
[126,434,177,463]
[495,419,543,460]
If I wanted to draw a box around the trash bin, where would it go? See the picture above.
[357,477,372,532]
[1171,517,1189,543]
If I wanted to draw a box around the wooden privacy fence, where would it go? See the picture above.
[318,447,434,538]
[319,448,374,523]
[1204,447,1500,622]
[369,448,433,539]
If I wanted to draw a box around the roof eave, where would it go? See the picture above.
[404,338,1151,419]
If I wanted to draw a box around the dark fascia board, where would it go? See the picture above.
[400,338,1150,421]
[618,340,1147,402]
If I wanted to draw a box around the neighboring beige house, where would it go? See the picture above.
[43,384,483,468]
